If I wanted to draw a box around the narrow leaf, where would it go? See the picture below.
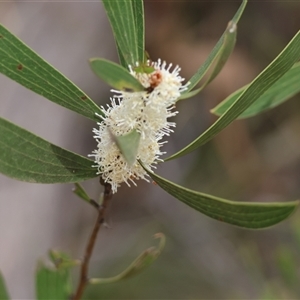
[132,0,145,63]
[0,117,97,183]
[36,260,72,300]
[90,233,165,284]
[211,62,300,118]
[90,58,144,92]
[166,30,300,161]
[141,163,299,229]
[102,0,138,66]
[0,25,102,121]
[180,20,237,100]
[73,183,91,203]
[181,0,247,96]
[112,129,141,166]
[0,272,10,300]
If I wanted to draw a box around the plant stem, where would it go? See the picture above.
[72,179,112,300]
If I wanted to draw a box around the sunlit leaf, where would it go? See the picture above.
[89,58,144,92]
[102,0,139,66]
[90,233,165,284]
[112,129,141,166]
[141,162,299,229]
[211,62,300,118]
[181,0,247,97]
[0,25,102,121]
[166,30,300,160]
[0,117,97,183]
[0,272,10,300]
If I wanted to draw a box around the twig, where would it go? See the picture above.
[72,178,112,300]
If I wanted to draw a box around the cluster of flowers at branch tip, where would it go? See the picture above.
[89,59,189,193]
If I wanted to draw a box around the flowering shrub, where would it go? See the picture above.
[0,0,299,299]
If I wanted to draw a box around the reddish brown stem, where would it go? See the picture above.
[72,180,112,300]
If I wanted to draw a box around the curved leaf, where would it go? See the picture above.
[89,58,144,92]
[211,62,300,118]
[0,25,102,121]
[181,0,247,96]
[180,20,238,100]
[141,163,299,229]
[166,30,300,161]
[102,0,139,66]
[90,233,165,284]
[0,117,97,183]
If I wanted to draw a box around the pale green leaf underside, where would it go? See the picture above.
[102,0,139,66]
[211,62,300,118]
[166,30,300,161]
[0,272,10,300]
[113,129,141,166]
[0,25,102,121]
[90,233,165,284]
[36,262,71,300]
[0,117,97,183]
[141,164,299,229]
[89,58,144,92]
[182,0,247,95]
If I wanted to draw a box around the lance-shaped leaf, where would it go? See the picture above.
[132,0,145,63]
[102,0,139,66]
[73,183,101,208]
[211,62,300,118]
[0,25,102,121]
[112,129,141,166]
[166,30,300,161]
[36,252,73,300]
[0,117,97,183]
[180,0,247,99]
[180,20,238,100]
[141,163,299,229]
[90,58,144,92]
[90,233,165,284]
[0,272,10,300]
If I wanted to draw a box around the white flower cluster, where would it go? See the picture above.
[90,59,189,193]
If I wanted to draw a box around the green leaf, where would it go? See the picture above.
[0,272,10,300]
[132,0,145,63]
[73,183,91,203]
[180,20,238,100]
[36,254,72,300]
[113,129,141,166]
[90,233,165,284]
[141,163,299,229]
[181,0,247,97]
[49,249,80,270]
[0,25,102,121]
[89,58,144,92]
[166,30,300,161]
[102,0,139,66]
[0,117,97,183]
[211,62,300,118]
